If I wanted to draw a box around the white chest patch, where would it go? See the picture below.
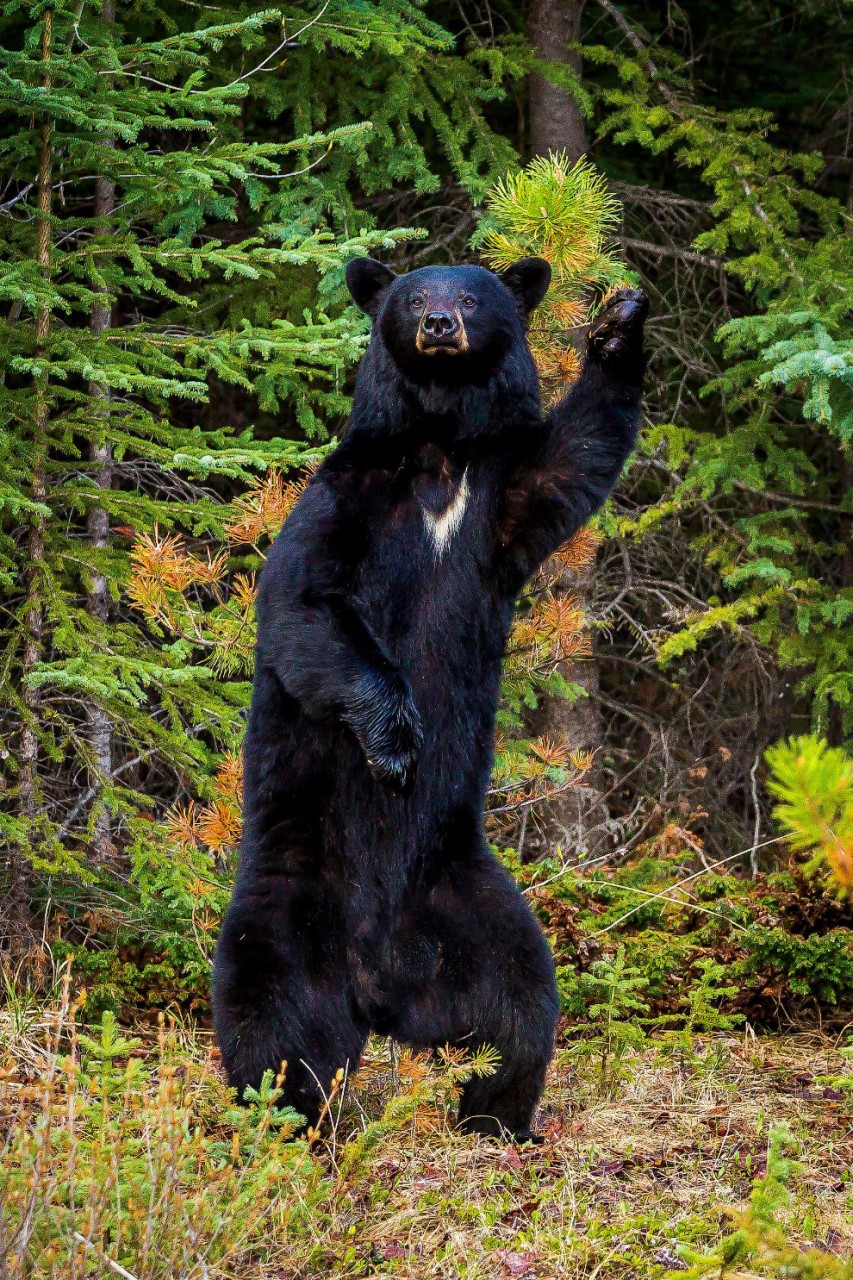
[421,469,469,556]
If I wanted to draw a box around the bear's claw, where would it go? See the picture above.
[347,670,423,793]
[587,288,648,364]
[366,741,419,793]
[457,1117,547,1145]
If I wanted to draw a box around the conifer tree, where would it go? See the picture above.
[0,0,511,956]
[0,1,532,960]
[583,4,852,746]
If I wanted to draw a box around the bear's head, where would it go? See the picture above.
[345,258,551,387]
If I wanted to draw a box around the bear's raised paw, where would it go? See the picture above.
[587,288,648,366]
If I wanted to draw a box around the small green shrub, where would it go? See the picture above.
[765,736,853,892]
[738,926,853,1006]
[560,944,650,1094]
[0,986,326,1280]
[677,1124,853,1280]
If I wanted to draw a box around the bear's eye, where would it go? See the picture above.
[461,296,477,308]
[410,296,426,312]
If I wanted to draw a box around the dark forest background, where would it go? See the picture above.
[1,0,850,1016]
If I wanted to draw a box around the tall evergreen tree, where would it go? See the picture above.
[583,3,852,741]
[0,0,522,959]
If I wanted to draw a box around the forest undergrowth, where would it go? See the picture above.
[2,965,851,1280]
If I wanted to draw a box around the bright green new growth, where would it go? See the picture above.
[476,153,631,389]
[477,152,621,277]
[765,735,853,892]
[678,1124,853,1280]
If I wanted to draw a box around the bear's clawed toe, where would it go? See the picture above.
[587,288,648,364]
[366,744,419,793]
[346,670,423,793]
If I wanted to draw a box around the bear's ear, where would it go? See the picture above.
[345,258,397,317]
[500,257,552,316]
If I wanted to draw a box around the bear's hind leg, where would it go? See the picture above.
[454,985,556,1145]
[212,874,368,1130]
[392,853,558,1143]
[453,884,557,1142]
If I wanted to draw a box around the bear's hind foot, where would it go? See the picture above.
[457,1114,546,1146]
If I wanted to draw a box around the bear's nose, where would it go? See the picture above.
[422,311,458,339]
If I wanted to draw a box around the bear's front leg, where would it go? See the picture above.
[495,286,648,589]
[256,483,423,794]
[344,666,423,792]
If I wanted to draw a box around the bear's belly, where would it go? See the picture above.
[347,913,442,1032]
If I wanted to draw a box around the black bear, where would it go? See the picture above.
[213,256,647,1140]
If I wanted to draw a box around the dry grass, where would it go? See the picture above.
[325,1032,852,1280]
[1,980,850,1280]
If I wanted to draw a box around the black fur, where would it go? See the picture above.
[213,260,647,1140]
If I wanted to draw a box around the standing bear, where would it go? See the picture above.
[213,256,647,1140]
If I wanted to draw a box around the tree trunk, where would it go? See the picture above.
[524,559,609,861]
[529,0,587,161]
[86,2,116,862]
[86,168,115,863]
[527,0,609,860]
[8,9,52,960]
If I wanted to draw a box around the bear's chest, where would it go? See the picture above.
[349,450,511,674]
[350,446,491,636]
[409,444,470,557]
